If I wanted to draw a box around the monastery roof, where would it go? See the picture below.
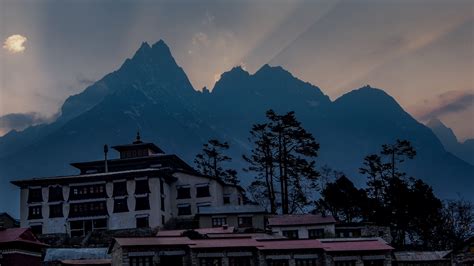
[268,214,336,227]
[157,227,235,237]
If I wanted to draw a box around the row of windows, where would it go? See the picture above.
[177,202,211,216]
[177,185,210,199]
[282,229,325,240]
[27,179,153,203]
[211,217,253,228]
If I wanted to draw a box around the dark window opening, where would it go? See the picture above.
[69,184,106,200]
[28,206,42,220]
[129,256,153,266]
[229,257,252,266]
[296,259,319,266]
[113,181,128,197]
[212,217,227,227]
[70,219,107,237]
[159,179,164,194]
[196,185,210,198]
[30,225,42,235]
[48,186,63,202]
[177,186,191,199]
[199,258,222,266]
[135,179,150,194]
[238,217,253,228]
[114,198,129,213]
[28,188,43,203]
[136,216,149,228]
[160,195,165,211]
[223,196,230,204]
[69,201,107,218]
[135,196,150,211]
[282,230,299,239]
[49,203,63,218]
[177,204,191,216]
[267,260,289,266]
[335,261,356,266]
[308,229,325,239]
[161,215,166,225]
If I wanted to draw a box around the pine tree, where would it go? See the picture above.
[194,139,239,185]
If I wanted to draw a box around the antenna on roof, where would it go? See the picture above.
[133,130,143,144]
[103,144,109,173]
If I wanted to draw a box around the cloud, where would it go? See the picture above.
[0,112,51,136]
[3,34,27,53]
[415,91,474,121]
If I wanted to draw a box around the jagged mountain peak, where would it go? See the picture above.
[254,63,289,76]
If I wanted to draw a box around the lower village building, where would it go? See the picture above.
[11,134,245,237]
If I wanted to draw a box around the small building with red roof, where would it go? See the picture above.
[268,214,337,239]
[0,227,47,266]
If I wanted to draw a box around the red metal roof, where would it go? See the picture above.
[321,239,394,252]
[61,259,112,265]
[114,237,195,247]
[156,227,235,237]
[192,238,261,249]
[0,228,46,246]
[257,239,324,250]
[268,214,336,227]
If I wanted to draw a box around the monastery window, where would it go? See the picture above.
[27,188,43,203]
[48,186,63,202]
[238,216,253,228]
[28,206,42,220]
[113,198,128,213]
[308,228,325,239]
[160,195,165,211]
[196,184,210,198]
[212,217,227,227]
[159,179,164,194]
[177,204,191,216]
[223,194,231,204]
[197,202,211,213]
[49,203,63,218]
[113,181,128,197]
[136,216,149,228]
[69,184,106,200]
[135,195,150,211]
[177,186,191,199]
[282,230,299,239]
[69,218,107,237]
[135,179,150,195]
[69,201,107,218]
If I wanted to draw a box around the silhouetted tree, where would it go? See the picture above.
[439,198,474,249]
[315,176,368,223]
[194,139,239,185]
[244,110,320,214]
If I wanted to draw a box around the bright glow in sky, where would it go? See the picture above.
[0,0,472,140]
[3,34,27,53]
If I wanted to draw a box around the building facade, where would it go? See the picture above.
[198,205,267,231]
[11,135,244,237]
[268,214,337,239]
[0,228,47,266]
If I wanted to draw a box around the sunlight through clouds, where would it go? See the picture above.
[3,34,27,53]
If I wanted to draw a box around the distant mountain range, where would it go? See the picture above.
[427,118,474,165]
[0,40,472,217]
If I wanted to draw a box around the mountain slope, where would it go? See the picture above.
[427,118,474,165]
[0,40,472,217]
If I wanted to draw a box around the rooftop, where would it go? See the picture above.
[393,251,451,261]
[198,205,267,215]
[44,248,111,262]
[268,214,336,227]
[0,227,47,246]
[156,227,235,237]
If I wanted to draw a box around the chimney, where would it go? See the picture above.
[104,144,109,173]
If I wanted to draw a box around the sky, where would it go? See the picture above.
[0,0,473,140]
